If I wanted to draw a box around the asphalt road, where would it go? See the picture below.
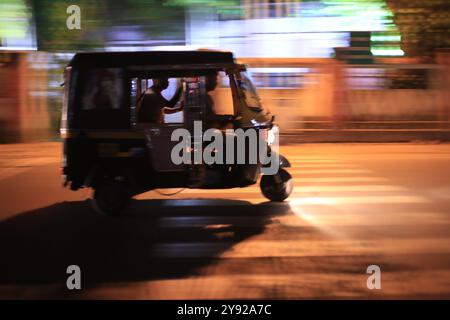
[0,142,450,299]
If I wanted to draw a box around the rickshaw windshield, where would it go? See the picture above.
[237,71,263,112]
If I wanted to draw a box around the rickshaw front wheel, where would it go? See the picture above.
[260,169,293,202]
[92,178,131,216]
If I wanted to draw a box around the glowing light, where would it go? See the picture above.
[371,48,405,56]
[371,35,401,42]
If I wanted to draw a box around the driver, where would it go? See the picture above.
[205,73,219,126]
[205,72,234,129]
[137,77,183,123]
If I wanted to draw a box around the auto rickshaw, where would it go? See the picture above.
[61,50,293,215]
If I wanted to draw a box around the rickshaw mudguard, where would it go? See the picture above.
[262,152,291,169]
[279,153,291,168]
[263,150,291,169]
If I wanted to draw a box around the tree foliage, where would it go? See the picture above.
[386,0,450,59]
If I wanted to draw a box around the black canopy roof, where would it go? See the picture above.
[68,50,235,68]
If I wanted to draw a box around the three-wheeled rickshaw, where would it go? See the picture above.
[61,50,293,215]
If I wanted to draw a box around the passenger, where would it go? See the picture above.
[137,77,183,123]
[94,72,117,109]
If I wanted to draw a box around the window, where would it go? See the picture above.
[131,71,236,126]
[80,68,123,110]
[132,77,185,125]
[206,71,234,116]
[237,71,263,112]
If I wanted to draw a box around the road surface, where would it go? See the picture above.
[0,142,450,299]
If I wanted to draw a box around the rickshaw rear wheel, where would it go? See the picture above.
[92,178,131,216]
[260,168,293,202]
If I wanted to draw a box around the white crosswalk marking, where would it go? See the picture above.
[156,212,450,229]
[140,157,432,209]
[288,195,430,205]
[288,169,373,174]
[143,155,446,272]
[275,212,450,227]
[183,185,407,193]
[285,163,359,168]
[153,238,450,258]
[290,176,389,183]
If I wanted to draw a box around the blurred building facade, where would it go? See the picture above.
[0,0,449,142]
[0,52,50,142]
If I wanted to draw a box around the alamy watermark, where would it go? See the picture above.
[66,264,81,290]
[66,5,81,30]
[366,265,381,290]
[170,121,280,175]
